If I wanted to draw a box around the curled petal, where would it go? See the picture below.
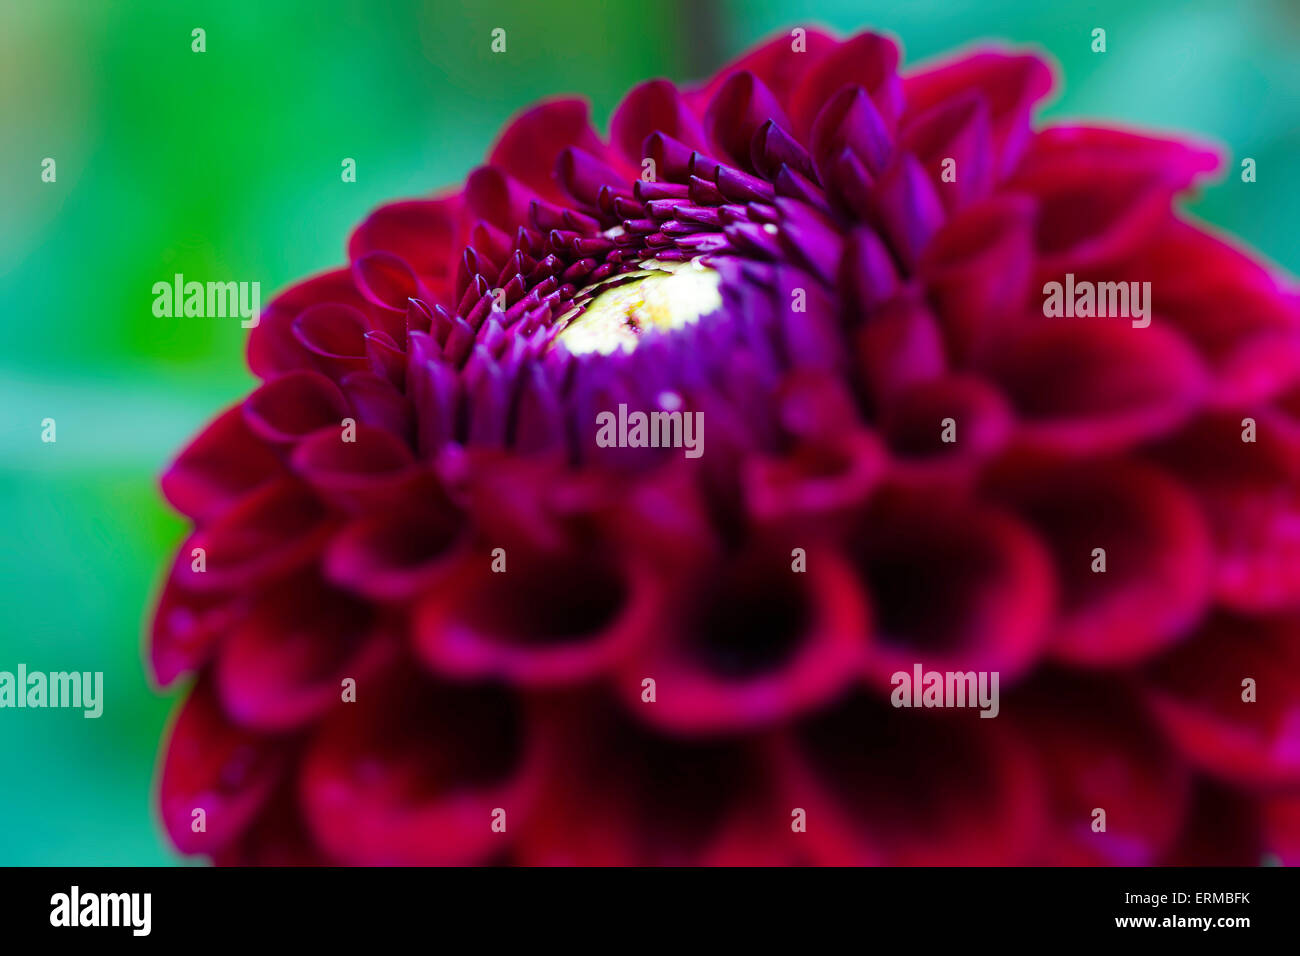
[301,669,543,865]
[903,50,1054,177]
[243,370,351,447]
[771,694,1047,864]
[215,571,393,731]
[1143,613,1300,786]
[162,405,284,523]
[158,678,287,856]
[986,318,1209,455]
[415,540,663,686]
[174,478,333,594]
[987,457,1213,665]
[789,31,904,138]
[611,79,709,166]
[1011,674,1191,864]
[348,195,463,282]
[489,99,609,202]
[620,546,871,735]
[849,487,1054,684]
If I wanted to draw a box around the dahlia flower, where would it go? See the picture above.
[151,28,1300,866]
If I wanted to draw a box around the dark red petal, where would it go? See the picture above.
[696,27,839,109]
[1131,218,1300,405]
[1012,675,1191,865]
[789,32,904,139]
[1161,780,1265,865]
[988,457,1213,665]
[162,405,284,523]
[1020,126,1220,192]
[488,99,608,202]
[339,370,415,444]
[158,678,287,856]
[620,546,871,734]
[880,374,1014,483]
[173,477,333,593]
[1263,794,1300,865]
[1150,412,1300,612]
[290,423,420,513]
[704,71,793,171]
[300,669,542,865]
[772,694,1047,864]
[242,370,351,446]
[518,701,793,865]
[292,302,372,379]
[900,91,994,211]
[465,165,541,232]
[611,78,709,166]
[247,268,377,379]
[853,291,947,406]
[150,575,244,686]
[415,539,662,686]
[987,319,1209,455]
[849,487,1054,684]
[347,195,463,281]
[325,506,468,602]
[903,50,1054,177]
[215,571,391,731]
[1013,160,1180,274]
[919,195,1036,362]
[1143,613,1300,786]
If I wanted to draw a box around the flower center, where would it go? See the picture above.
[552,258,723,356]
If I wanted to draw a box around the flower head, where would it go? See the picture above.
[153,28,1300,865]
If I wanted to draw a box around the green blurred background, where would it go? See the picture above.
[1,0,1296,865]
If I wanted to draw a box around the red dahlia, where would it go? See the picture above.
[151,29,1300,865]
